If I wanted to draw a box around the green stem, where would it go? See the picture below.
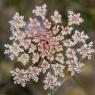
[48,90,54,95]
[50,90,53,95]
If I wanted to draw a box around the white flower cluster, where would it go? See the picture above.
[11,67,41,87]
[52,64,65,77]
[32,4,47,20]
[43,72,61,90]
[66,60,84,76]
[51,10,62,24]
[72,30,89,44]
[28,66,41,82]
[4,42,24,60]
[68,10,84,25]
[17,53,30,65]
[4,4,95,90]
[77,42,95,60]
[9,12,26,29]
[11,68,29,87]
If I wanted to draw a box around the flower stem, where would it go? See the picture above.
[50,90,53,95]
[48,90,53,95]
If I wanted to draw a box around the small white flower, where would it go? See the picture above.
[68,10,84,25]
[55,44,63,52]
[63,39,74,47]
[4,42,24,60]
[20,39,31,49]
[9,12,26,28]
[55,53,64,64]
[51,10,62,24]
[52,25,60,35]
[32,53,40,64]
[47,55,54,62]
[10,30,26,41]
[55,35,64,41]
[72,30,89,44]
[43,19,51,29]
[61,26,73,35]
[28,44,36,53]
[66,48,78,61]
[66,60,84,76]
[41,59,50,73]
[28,66,41,82]
[43,72,61,90]
[77,42,95,60]
[17,53,30,65]
[32,4,47,20]
[28,18,40,28]
[52,63,65,77]
[11,68,29,87]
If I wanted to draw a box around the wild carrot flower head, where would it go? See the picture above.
[4,4,95,90]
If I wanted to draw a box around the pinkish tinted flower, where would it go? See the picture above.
[61,26,73,35]
[4,4,95,90]
[51,10,62,24]
[68,11,84,25]
[11,68,29,87]
[41,59,50,73]
[43,72,61,89]
[43,19,51,29]
[28,66,41,82]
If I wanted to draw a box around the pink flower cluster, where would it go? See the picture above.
[4,4,95,90]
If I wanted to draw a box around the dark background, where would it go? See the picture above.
[0,0,95,95]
